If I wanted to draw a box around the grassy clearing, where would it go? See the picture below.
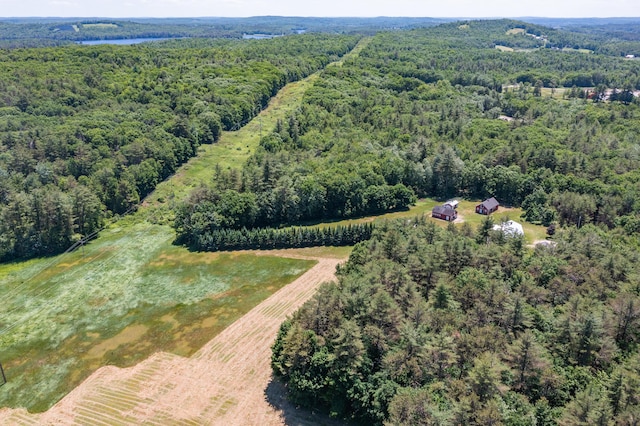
[82,23,119,29]
[0,222,314,412]
[540,87,568,99]
[289,198,547,245]
[506,28,526,35]
[495,45,514,52]
[562,47,593,54]
[137,78,315,225]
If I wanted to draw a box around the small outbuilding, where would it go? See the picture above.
[476,197,499,215]
[444,199,459,210]
[493,220,524,237]
[432,205,457,222]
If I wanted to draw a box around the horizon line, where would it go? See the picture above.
[1,15,640,20]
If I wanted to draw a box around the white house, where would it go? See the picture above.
[493,220,524,237]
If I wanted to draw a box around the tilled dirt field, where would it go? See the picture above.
[0,256,344,425]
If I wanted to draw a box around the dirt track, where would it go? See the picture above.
[0,256,344,425]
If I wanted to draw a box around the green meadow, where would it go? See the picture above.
[0,222,314,412]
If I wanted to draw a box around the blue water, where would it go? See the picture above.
[79,37,174,46]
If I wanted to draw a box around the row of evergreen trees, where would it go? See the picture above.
[190,222,375,252]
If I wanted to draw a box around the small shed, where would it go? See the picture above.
[432,205,457,222]
[493,220,524,237]
[444,199,459,210]
[476,197,499,215]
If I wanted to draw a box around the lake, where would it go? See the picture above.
[79,38,175,46]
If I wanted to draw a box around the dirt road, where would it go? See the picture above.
[0,256,344,425]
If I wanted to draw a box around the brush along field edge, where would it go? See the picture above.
[0,256,343,425]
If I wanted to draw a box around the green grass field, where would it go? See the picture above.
[293,198,548,245]
[0,222,314,412]
[506,28,526,35]
[495,45,515,52]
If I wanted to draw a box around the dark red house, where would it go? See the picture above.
[432,205,457,221]
[476,197,499,215]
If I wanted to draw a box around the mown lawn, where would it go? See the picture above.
[294,198,548,245]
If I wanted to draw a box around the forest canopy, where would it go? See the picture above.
[0,34,359,260]
[174,20,640,254]
[272,218,640,425]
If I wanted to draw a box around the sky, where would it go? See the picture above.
[1,0,639,18]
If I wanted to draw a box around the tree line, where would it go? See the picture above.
[178,222,375,252]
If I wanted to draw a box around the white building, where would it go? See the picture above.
[493,220,524,237]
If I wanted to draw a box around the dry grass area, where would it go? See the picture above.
[495,45,514,52]
[81,23,119,29]
[0,256,345,425]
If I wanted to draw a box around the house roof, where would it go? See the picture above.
[493,220,524,237]
[479,197,499,210]
[432,205,456,216]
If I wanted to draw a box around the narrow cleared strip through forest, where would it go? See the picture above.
[138,36,372,224]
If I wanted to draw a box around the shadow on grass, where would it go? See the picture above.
[265,375,359,426]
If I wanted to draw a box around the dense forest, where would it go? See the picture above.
[272,218,640,424]
[0,34,359,260]
[175,20,640,252]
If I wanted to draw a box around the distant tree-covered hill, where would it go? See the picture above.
[0,17,447,48]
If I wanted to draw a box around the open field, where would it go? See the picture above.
[495,45,514,52]
[295,198,548,245]
[81,23,119,29]
[506,28,526,35]
[562,47,593,54]
[0,256,345,425]
[540,87,568,99]
[0,222,314,412]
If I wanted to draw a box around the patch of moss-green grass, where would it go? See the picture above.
[0,222,314,412]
